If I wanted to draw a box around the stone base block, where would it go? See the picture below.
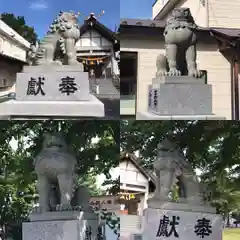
[0,95,104,118]
[23,217,98,240]
[136,111,225,120]
[147,198,216,213]
[142,208,222,240]
[29,210,95,222]
[22,65,84,73]
[16,69,90,101]
[152,76,206,84]
[148,83,212,115]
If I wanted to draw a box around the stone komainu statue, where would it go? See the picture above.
[156,8,202,78]
[27,11,81,66]
[153,138,205,204]
[33,132,90,212]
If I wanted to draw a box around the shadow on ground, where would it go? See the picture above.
[100,98,120,119]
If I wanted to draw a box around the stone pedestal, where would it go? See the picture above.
[136,112,225,120]
[142,207,222,240]
[149,76,212,115]
[136,76,225,120]
[0,66,105,118]
[22,211,99,240]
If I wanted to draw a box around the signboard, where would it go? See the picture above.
[119,193,136,200]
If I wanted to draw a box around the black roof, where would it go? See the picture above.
[119,18,240,44]
[120,18,210,31]
[120,18,240,35]
[80,15,119,43]
[120,18,166,28]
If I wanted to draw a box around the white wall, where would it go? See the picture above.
[0,20,30,62]
[0,60,22,96]
[121,35,232,119]
[120,161,148,187]
[76,30,112,48]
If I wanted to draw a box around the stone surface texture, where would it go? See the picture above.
[150,138,205,205]
[142,208,222,240]
[7,65,105,118]
[32,132,94,213]
[152,76,206,84]
[136,112,225,120]
[33,132,77,212]
[148,82,212,115]
[16,71,90,101]
[22,65,84,73]
[134,137,223,240]
[27,11,81,66]
[155,8,202,78]
[29,210,94,222]
[146,200,216,214]
[23,217,98,240]
[0,96,104,117]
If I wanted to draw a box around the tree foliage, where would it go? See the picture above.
[0,13,38,43]
[121,120,240,218]
[0,120,119,239]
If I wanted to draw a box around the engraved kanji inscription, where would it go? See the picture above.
[156,215,180,238]
[26,77,45,96]
[59,76,78,95]
[194,218,212,238]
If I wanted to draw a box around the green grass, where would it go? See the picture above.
[223,228,240,240]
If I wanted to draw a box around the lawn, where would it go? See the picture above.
[223,228,240,240]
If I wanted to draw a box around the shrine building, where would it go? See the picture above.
[119,152,156,237]
[120,0,240,120]
[89,152,156,216]
[76,13,120,79]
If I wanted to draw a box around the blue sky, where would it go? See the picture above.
[0,0,120,38]
[120,0,155,19]
[0,0,155,39]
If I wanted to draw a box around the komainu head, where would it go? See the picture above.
[165,7,197,31]
[42,132,67,150]
[48,11,81,34]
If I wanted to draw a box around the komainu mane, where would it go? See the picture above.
[27,11,81,66]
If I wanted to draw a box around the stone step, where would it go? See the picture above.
[90,78,120,99]
[120,215,142,235]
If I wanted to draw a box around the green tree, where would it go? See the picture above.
[0,13,38,43]
[78,171,105,196]
[0,120,119,239]
[120,120,240,218]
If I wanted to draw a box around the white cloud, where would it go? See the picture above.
[29,1,48,10]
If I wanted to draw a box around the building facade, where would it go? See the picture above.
[119,153,155,215]
[0,19,30,98]
[77,13,120,79]
[153,0,240,28]
[120,0,240,120]
[119,153,156,238]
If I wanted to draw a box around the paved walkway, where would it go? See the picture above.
[91,77,120,119]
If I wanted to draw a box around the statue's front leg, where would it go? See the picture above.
[186,44,202,78]
[166,44,181,76]
[65,38,79,65]
[36,175,50,212]
[183,174,202,204]
[56,173,73,211]
[157,170,175,200]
